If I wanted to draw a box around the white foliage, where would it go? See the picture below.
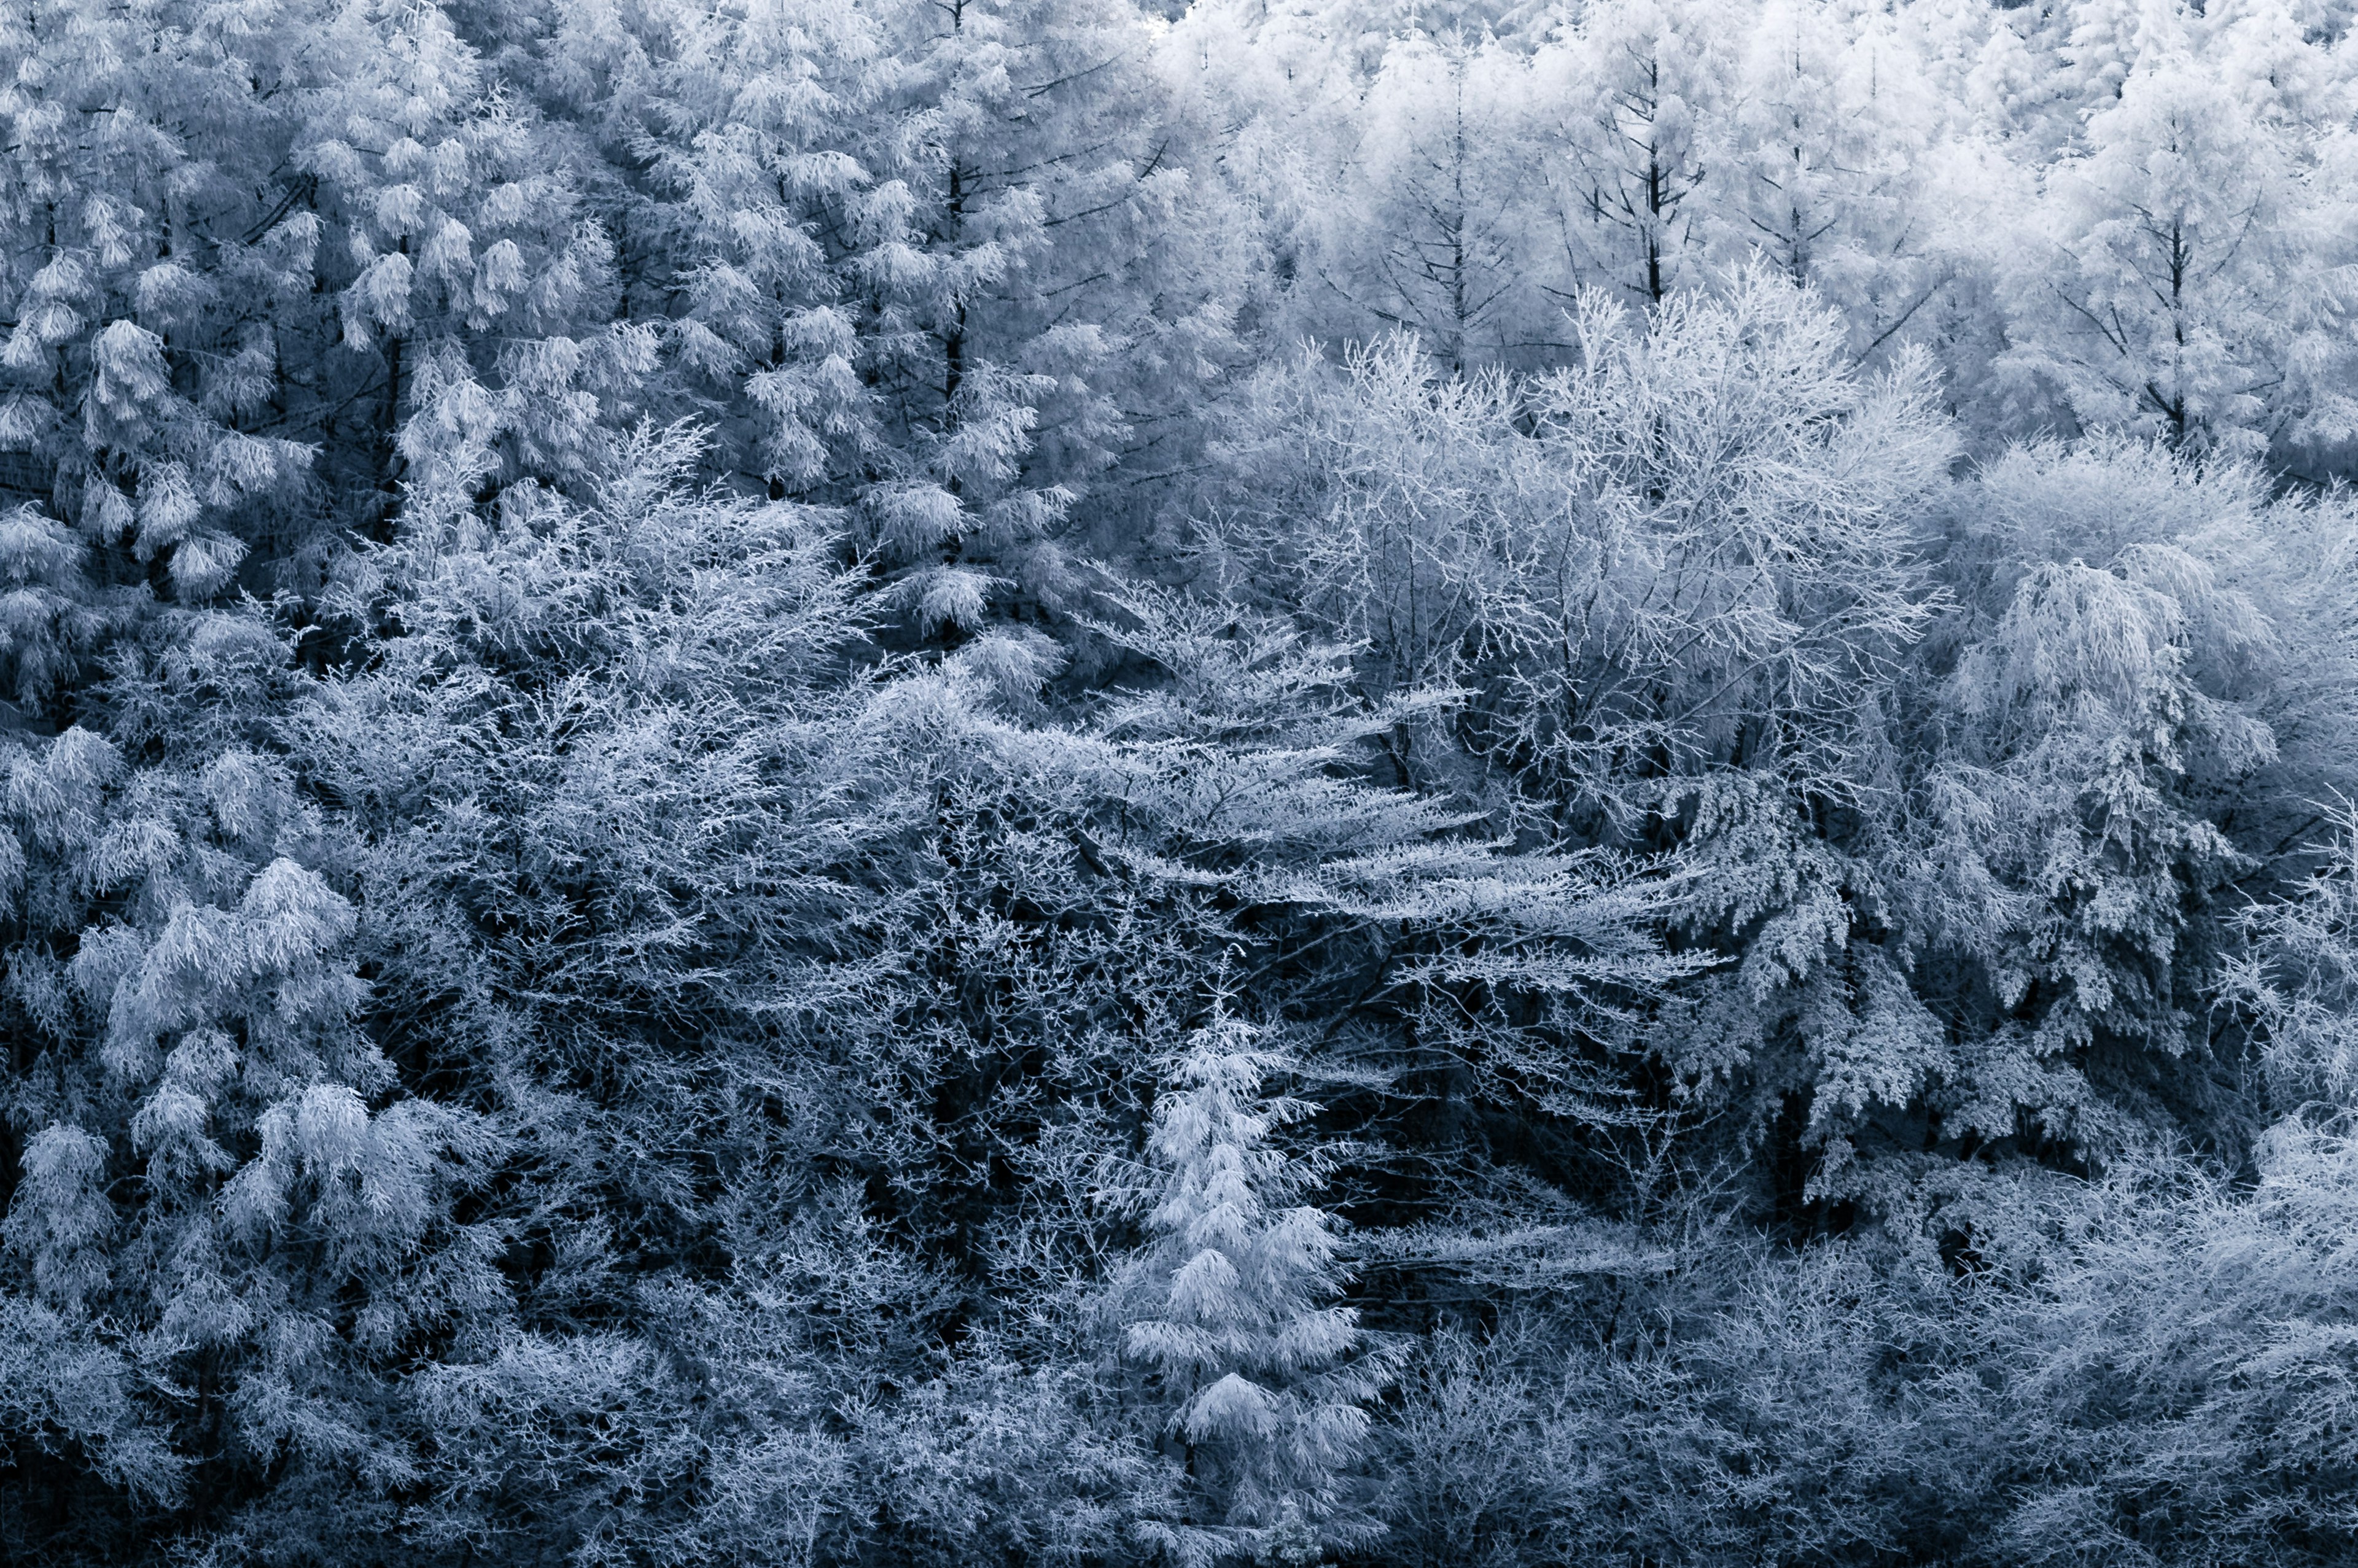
[1118,1011,1399,1564]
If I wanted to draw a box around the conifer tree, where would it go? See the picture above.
[0,0,316,604]
[1119,1008,1398,1566]
[1716,0,1954,365]
[1318,33,1552,375]
[300,0,652,522]
[1999,5,2358,454]
[610,0,898,502]
[847,0,1237,626]
[1540,0,1733,307]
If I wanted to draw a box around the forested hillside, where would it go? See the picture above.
[6,0,2358,1561]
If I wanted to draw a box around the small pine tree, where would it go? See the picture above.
[1118,1008,1398,1567]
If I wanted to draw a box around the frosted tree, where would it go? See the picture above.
[300,0,651,522]
[602,0,900,504]
[1948,0,2082,159]
[2225,799,2358,1106]
[608,0,1250,603]
[2056,0,2161,127]
[1303,32,1556,374]
[1867,439,2288,1169]
[1715,1,1958,365]
[1210,266,1988,1193]
[1998,7,2358,454]
[0,0,316,605]
[1231,268,1955,833]
[1539,0,1734,306]
[0,662,510,1547]
[1154,0,1393,383]
[844,0,1240,627]
[1119,1009,1398,1566]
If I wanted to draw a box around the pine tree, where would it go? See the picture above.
[0,0,317,607]
[300,0,652,524]
[848,0,1238,626]
[1119,1008,1398,1566]
[1540,0,1733,307]
[1998,4,2358,455]
[1716,0,1953,366]
[1317,32,1554,375]
[609,0,897,503]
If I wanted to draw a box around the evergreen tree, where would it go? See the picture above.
[0,0,317,610]
[1539,0,1733,307]
[300,0,652,523]
[1302,31,1557,374]
[1119,1009,1398,1566]
[1716,0,1953,366]
[1998,4,2358,454]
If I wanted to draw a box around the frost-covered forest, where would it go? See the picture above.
[9,0,2358,1561]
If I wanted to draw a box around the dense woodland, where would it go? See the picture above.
[7,0,2358,1561]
